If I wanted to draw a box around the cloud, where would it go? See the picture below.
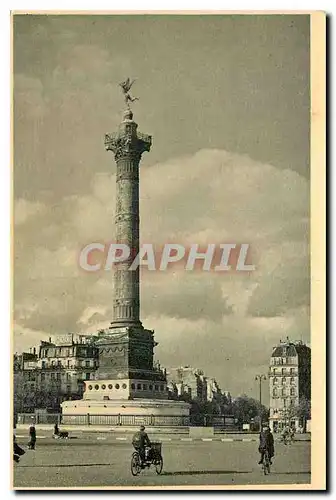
[142,272,233,321]
[14,198,46,225]
[13,148,309,392]
[247,251,310,318]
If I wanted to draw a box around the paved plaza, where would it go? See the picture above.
[13,435,311,489]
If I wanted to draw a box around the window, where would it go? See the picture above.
[137,383,141,390]
[86,360,90,367]
[290,368,295,375]
[122,383,127,389]
[115,384,120,390]
[41,373,45,382]
[101,384,106,390]
[131,383,135,390]
[273,388,278,397]
[88,385,93,390]
[51,372,55,379]
[41,361,46,369]
[56,373,61,380]
[94,384,99,390]
[273,377,278,384]
[281,368,285,375]
[290,387,296,396]
[143,384,147,390]
[160,385,164,391]
[67,373,71,381]
[155,385,159,391]
[86,373,91,380]
[290,377,295,385]
[281,388,286,397]
[149,385,153,391]
[108,384,113,389]
[282,377,286,385]
[291,399,296,407]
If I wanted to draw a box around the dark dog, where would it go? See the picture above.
[54,431,69,439]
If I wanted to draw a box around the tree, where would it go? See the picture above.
[231,395,268,427]
[295,397,311,431]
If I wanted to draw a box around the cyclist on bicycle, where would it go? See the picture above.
[258,425,274,465]
[132,425,151,467]
[289,426,295,441]
[281,425,290,444]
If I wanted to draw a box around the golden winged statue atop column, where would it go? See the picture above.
[119,78,139,108]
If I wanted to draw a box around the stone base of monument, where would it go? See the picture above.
[61,398,190,427]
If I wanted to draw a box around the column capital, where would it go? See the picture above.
[105,116,151,162]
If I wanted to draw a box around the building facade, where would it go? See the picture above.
[14,333,99,413]
[268,339,311,432]
[166,366,227,410]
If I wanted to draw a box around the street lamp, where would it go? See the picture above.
[255,374,267,431]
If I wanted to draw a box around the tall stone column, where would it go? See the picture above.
[105,109,151,329]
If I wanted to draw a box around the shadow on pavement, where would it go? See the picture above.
[162,470,252,476]
[16,463,112,468]
[275,471,311,475]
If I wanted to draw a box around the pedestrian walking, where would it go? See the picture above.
[54,422,59,437]
[28,423,36,450]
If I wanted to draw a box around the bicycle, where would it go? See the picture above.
[261,450,271,475]
[281,433,292,445]
[131,442,163,476]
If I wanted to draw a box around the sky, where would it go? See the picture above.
[13,14,310,399]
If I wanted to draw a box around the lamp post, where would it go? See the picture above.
[255,374,267,431]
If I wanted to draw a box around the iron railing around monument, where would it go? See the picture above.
[17,413,236,428]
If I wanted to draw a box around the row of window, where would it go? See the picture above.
[41,360,96,369]
[40,372,92,382]
[41,348,98,358]
[271,357,297,365]
[271,368,296,375]
[87,383,166,391]
[272,377,296,385]
[271,403,297,413]
[41,372,72,381]
[273,387,296,397]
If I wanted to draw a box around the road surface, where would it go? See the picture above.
[13,437,311,489]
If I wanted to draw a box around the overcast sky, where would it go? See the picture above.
[13,14,310,398]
